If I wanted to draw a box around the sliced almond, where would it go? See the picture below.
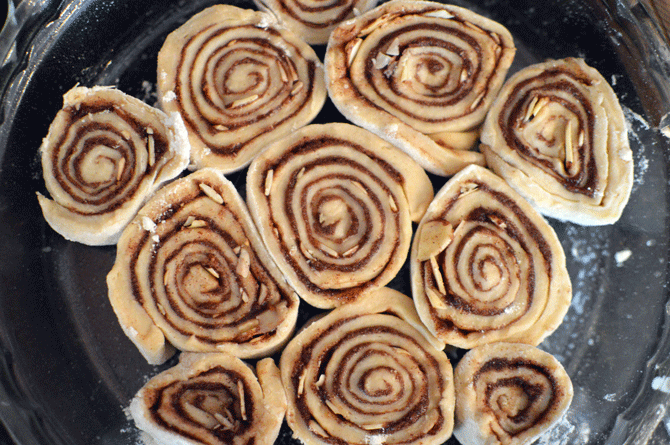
[229,95,259,109]
[362,423,385,431]
[290,81,304,96]
[423,9,454,19]
[236,248,251,278]
[430,255,447,295]
[116,158,125,182]
[373,53,393,70]
[347,38,363,65]
[189,220,208,229]
[183,215,196,228]
[205,267,220,279]
[297,371,307,395]
[524,96,539,122]
[425,286,448,310]
[258,283,269,305]
[264,169,274,196]
[343,245,360,257]
[199,183,224,204]
[565,120,574,168]
[417,220,454,261]
[214,412,234,430]
[238,380,247,421]
[388,194,398,212]
[385,37,400,56]
[279,64,289,83]
[300,242,315,260]
[320,243,339,258]
[459,183,479,197]
[531,96,549,119]
[469,91,486,111]
[147,134,155,167]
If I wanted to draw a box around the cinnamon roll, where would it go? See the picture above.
[130,353,286,445]
[157,4,326,173]
[453,342,573,445]
[325,0,516,176]
[410,165,571,349]
[246,122,434,309]
[107,168,299,365]
[37,86,190,246]
[280,288,454,445]
[254,0,378,45]
[481,57,634,225]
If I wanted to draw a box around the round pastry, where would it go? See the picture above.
[107,168,299,365]
[157,4,327,173]
[254,0,378,45]
[481,57,634,225]
[453,342,573,445]
[246,122,434,309]
[130,353,286,445]
[37,86,190,245]
[325,0,516,176]
[410,165,572,349]
[280,288,454,445]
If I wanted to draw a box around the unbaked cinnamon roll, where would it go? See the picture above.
[130,353,286,445]
[410,165,571,349]
[481,57,634,225]
[254,0,378,45]
[246,122,433,309]
[157,4,326,173]
[325,0,516,176]
[453,342,573,445]
[37,86,190,246]
[280,288,454,445]
[107,168,299,365]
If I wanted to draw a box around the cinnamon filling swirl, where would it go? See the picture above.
[37,86,190,245]
[481,57,634,225]
[454,342,573,445]
[158,4,326,173]
[280,288,454,445]
[107,168,299,365]
[325,0,516,175]
[410,165,571,348]
[246,123,433,308]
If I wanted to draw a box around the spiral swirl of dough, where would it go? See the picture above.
[246,123,433,308]
[453,342,573,445]
[107,168,299,365]
[481,58,634,225]
[280,288,454,445]
[37,86,190,245]
[325,0,515,175]
[410,165,571,349]
[157,5,326,173]
[254,0,378,45]
[130,353,286,445]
